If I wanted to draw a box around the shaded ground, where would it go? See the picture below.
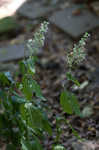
[0,0,99,150]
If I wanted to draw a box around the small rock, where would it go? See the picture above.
[91,2,99,16]
[82,105,93,118]
[49,4,99,38]
[0,44,28,62]
[18,1,54,19]
[73,80,89,91]
[53,145,65,150]
[0,63,18,73]
[0,42,43,62]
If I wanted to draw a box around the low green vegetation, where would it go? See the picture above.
[0,21,89,150]
[0,17,21,34]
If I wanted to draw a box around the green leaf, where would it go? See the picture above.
[30,80,45,100]
[11,95,26,104]
[60,91,81,116]
[22,78,45,100]
[21,138,33,150]
[32,135,43,150]
[4,72,14,83]
[0,72,14,86]
[60,91,73,114]
[70,92,81,116]
[21,136,43,150]
[19,61,27,75]
[0,17,20,34]
[6,144,16,150]
[0,90,6,100]
[0,90,13,111]
[66,72,80,86]
[20,104,52,135]
[27,57,36,74]
[42,112,52,135]
[0,114,4,128]
[20,104,27,121]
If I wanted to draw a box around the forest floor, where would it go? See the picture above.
[0,0,99,150]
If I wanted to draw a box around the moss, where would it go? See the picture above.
[0,17,20,34]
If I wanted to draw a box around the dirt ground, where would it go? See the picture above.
[0,0,99,150]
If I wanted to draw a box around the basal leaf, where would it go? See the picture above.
[20,103,51,135]
[60,91,81,116]
[42,112,52,135]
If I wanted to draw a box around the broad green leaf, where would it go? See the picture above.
[0,72,10,86]
[22,77,33,99]
[60,91,81,116]
[42,112,52,135]
[6,144,16,150]
[20,104,52,135]
[27,105,43,128]
[22,78,45,100]
[21,138,33,150]
[66,72,80,86]
[28,105,51,135]
[21,136,43,150]
[0,72,14,86]
[60,91,73,114]
[70,92,81,116]
[32,135,43,150]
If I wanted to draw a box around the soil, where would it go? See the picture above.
[0,0,99,150]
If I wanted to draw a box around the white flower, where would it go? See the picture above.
[27,21,49,55]
[66,32,90,69]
